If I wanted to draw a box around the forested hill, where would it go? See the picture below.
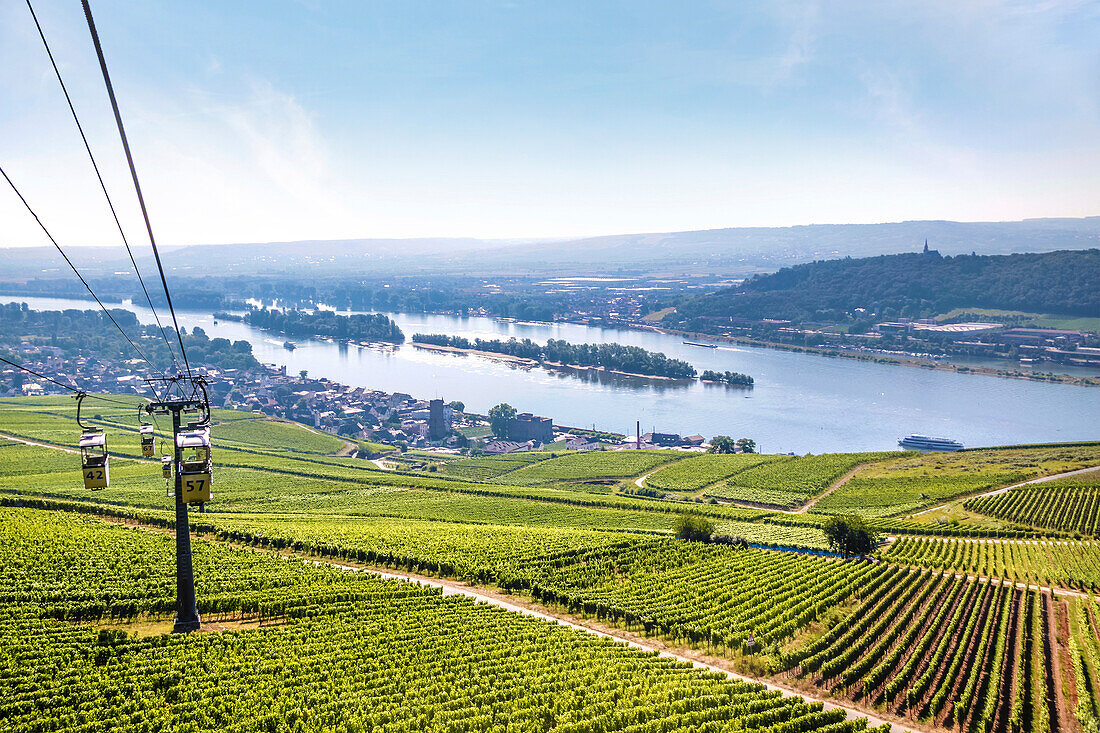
[671,248,1100,323]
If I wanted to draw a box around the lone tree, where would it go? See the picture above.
[822,515,878,558]
[736,438,756,454]
[673,514,715,542]
[488,403,517,438]
[708,435,737,454]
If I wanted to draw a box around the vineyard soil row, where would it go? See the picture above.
[64,508,910,730]
[88,509,1097,733]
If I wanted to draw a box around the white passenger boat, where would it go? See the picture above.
[898,434,964,451]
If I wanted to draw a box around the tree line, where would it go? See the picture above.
[246,308,404,343]
[0,304,258,372]
[414,333,698,378]
[700,370,754,386]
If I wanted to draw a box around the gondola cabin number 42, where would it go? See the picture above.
[79,430,109,490]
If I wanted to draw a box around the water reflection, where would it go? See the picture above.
[549,363,694,391]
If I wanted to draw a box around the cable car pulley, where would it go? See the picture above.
[149,376,214,507]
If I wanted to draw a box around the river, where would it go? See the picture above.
[5,295,1098,453]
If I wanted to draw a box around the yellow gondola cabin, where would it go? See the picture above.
[79,431,109,490]
[177,427,212,505]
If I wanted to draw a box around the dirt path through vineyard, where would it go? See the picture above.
[98,514,908,732]
[795,464,867,513]
[699,462,870,514]
[300,557,914,732]
[0,431,80,454]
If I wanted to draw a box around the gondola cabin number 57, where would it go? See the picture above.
[182,474,211,504]
[177,428,212,505]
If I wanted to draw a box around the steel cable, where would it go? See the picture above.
[24,0,183,376]
[0,163,169,393]
[80,0,194,385]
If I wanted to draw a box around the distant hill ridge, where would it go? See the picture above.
[2,216,1098,278]
[671,248,1100,322]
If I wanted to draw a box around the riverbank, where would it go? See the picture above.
[623,323,1100,388]
[411,341,538,366]
[412,341,686,381]
[5,294,1094,452]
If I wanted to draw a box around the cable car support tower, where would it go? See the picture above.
[81,0,211,634]
[146,377,212,633]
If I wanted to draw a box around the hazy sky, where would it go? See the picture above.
[1,0,1098,247]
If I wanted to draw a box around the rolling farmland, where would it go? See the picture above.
[2,396,1100,731]
[815,446,1100,517]
[3,3,1098,726]
[704,452,898,509]
[644,453,783,494]
[965,476,1100,537]
[2,507,880,733]
[196,513,848,643]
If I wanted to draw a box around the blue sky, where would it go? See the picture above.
[1,0,1097,246]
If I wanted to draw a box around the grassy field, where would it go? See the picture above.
[0,437,75,475]
[814,445,1100,517]
[937,307,1100,333]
